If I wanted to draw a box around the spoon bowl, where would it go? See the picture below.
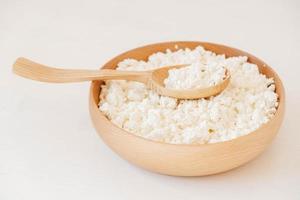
[150,65,230,99]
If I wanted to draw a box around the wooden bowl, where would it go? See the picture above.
[89,41,285,176]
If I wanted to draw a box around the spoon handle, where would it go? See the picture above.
[13,57,150,83]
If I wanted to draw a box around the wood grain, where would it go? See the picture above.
[13,57,150,83]
[89,41,285,176]
[13,57,230,99]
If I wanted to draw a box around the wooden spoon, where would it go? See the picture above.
[13,57,230,99]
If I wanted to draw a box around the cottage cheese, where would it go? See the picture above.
[99,46,278,144]
[164,62,226,89]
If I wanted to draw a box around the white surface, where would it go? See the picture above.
[0,0,299,199]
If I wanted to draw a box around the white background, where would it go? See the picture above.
[1,0,299,199]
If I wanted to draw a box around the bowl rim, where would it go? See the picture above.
[90,41,285,147]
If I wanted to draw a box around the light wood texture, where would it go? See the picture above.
[151,65,230,99]
[13,57,230,99]
[13,57,151,83]
[89,41,285,176]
